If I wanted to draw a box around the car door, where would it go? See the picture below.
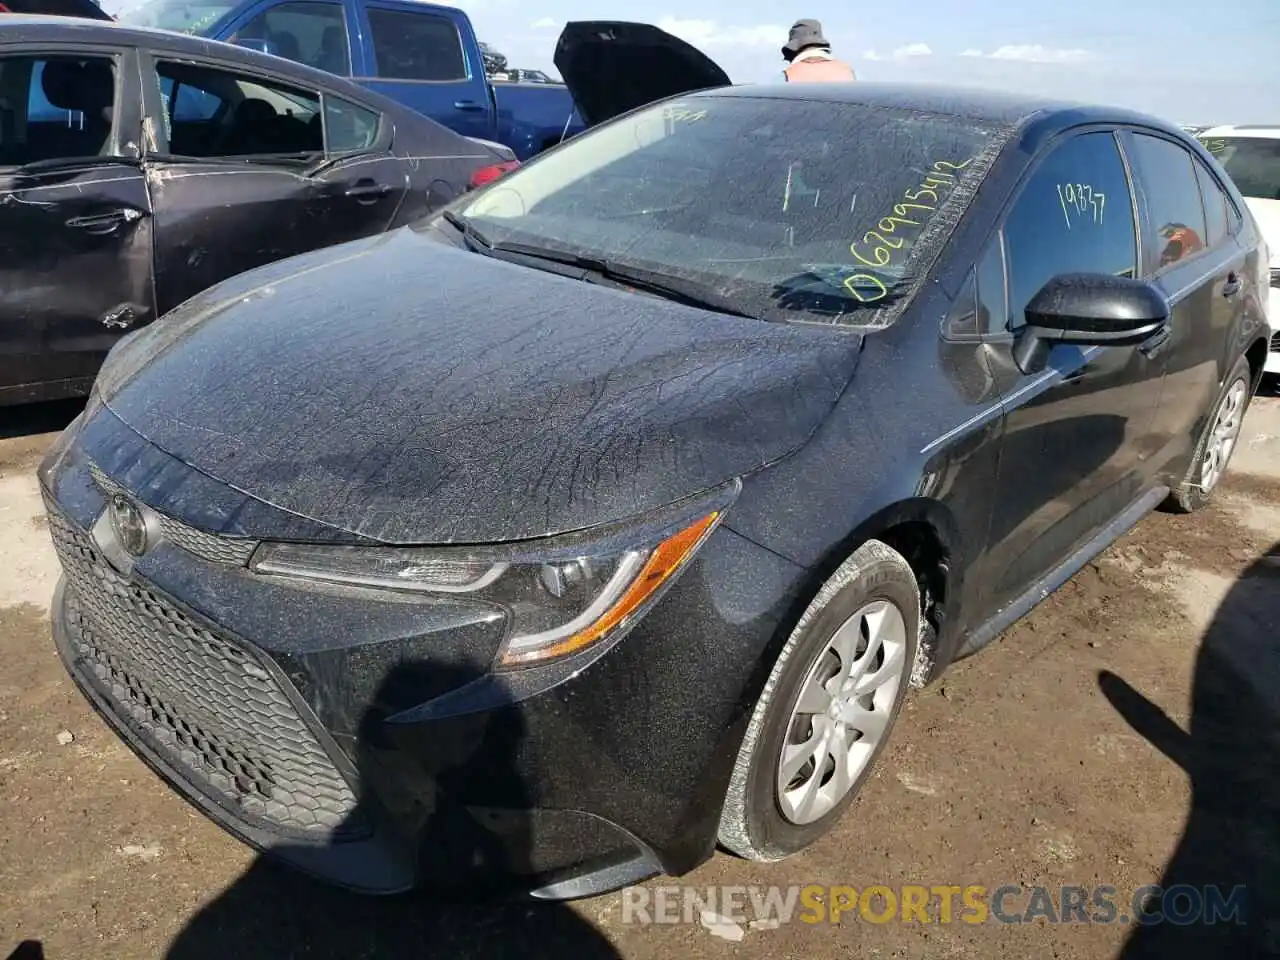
[977,129,1168,611]
[0,45,154,402]
[138,49,405,313]
[1121,130,1246,459]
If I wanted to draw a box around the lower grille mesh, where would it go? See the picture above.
[46,500,365,840]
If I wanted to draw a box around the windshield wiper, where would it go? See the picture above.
[487,239,760,320]
[440,210,494,251]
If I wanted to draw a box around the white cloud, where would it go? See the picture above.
[529,16,557,29]
[656,17,785,49]
[862,49,884,61]
[982,44,1093,64]
[892,42,932,59]
[960,48,983,57]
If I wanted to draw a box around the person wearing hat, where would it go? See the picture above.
[781,19,855,82]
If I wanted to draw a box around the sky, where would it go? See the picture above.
[93,0,1278,124]
[458,0,1279,124]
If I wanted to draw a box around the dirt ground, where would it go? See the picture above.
[2,384,1279,960]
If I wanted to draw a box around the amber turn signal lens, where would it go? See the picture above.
[498,511,720,666]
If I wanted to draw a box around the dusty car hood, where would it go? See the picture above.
[97,227,860,545]
[554,20,731,128]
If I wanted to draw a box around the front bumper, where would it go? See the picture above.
[40,407,806,898]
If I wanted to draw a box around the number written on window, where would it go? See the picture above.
[1055,182,1106,227]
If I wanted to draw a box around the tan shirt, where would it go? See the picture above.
[783,47,856,82]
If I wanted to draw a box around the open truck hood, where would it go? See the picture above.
[554,20,731,128]
[0,0,112,17]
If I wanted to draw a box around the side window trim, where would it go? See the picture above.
[979,125,1138,337]
[1117,128,1217,280]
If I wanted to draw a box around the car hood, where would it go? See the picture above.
[553,20,731,128]
[96,227,860,545]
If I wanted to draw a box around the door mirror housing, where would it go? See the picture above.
[1012,272,1170,374]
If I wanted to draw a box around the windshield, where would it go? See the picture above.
[1201,136,1280,200]
[457,96,1006,326]
[116,0,233,34]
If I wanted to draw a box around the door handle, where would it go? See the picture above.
[65,208,141,236]
[1222,273,1242,298]
[1139,323,1172,359]
[343,179,392,203]
[453,99,485,112]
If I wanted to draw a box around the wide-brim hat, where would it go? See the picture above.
[782,18,830,56]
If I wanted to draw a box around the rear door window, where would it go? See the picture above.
[1001,131,1138,329]
[1126,133,1209,272]
[366,8,467,81]
[1193,158,1232,250]
[151,60,322,159]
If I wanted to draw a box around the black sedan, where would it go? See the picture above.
[39,82,1271,899]
[0,14,514,406]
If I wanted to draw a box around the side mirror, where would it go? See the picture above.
[1012,273,1170,375]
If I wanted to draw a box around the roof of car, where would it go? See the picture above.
[697,81,1179,133]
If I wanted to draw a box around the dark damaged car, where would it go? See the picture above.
[0,15,515,406]
[41,78,1271,899]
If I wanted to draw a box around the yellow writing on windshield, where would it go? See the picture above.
[842,273,889,303]
[1055,183,1105,228]
[663,106,708,123]
[1202,138,1227,155]
[849,158,973,270]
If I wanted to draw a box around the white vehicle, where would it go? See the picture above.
[1199,125,1280,374]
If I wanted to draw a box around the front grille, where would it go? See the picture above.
[1270,266,1280,288]
[46,500,365,841]
[87,463,257,566]
[1271,331,1280,354]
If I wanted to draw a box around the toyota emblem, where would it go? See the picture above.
[109,494,149,557]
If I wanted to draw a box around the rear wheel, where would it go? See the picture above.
[1166,354,1252,514]
[718,539,919,862]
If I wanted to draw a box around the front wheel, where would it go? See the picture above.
[717,539,919,862]
[1165,354,1253,514]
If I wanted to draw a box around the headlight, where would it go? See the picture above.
[249,487,735,668]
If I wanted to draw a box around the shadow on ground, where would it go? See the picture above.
[1100,541,1280,957]
[0,399,84,441]
[163,661,621,960]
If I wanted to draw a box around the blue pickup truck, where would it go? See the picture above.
[106,0,585,159]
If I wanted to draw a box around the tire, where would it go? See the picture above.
[1164,354,1253,514]
[717,539,920,862]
